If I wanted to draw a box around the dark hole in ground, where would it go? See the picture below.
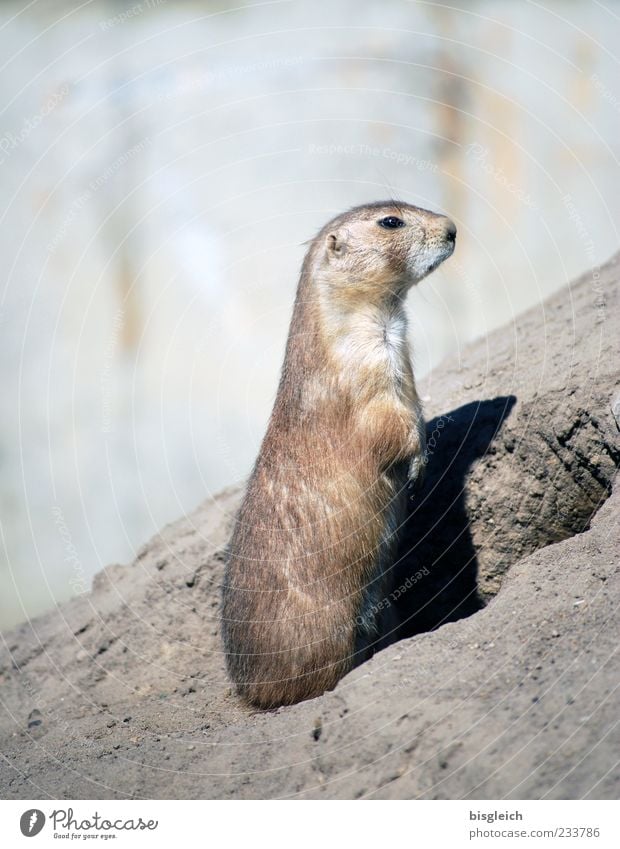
[390,395,517,641]
[360,389,618,662]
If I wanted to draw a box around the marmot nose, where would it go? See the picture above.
[444,219,457,243]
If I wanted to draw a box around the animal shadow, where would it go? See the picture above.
[388,395,517,642]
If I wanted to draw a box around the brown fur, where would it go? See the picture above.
[222,201,456,708]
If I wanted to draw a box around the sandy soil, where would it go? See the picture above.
[0,254,618,799]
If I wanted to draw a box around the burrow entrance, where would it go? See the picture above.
[386,395,618,642]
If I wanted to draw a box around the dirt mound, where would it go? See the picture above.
[1,254,618,799]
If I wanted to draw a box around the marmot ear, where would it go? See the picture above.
[327,231,346,258]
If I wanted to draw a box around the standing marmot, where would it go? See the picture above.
[222,201,456,708]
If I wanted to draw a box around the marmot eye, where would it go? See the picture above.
[378,216,405,229]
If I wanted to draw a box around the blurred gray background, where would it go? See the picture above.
[1,0,618,629]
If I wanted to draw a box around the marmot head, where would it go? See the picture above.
[311,200,456,301]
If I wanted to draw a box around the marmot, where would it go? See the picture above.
[222,201,456,708]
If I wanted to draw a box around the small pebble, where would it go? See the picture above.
[27,709,43,730]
